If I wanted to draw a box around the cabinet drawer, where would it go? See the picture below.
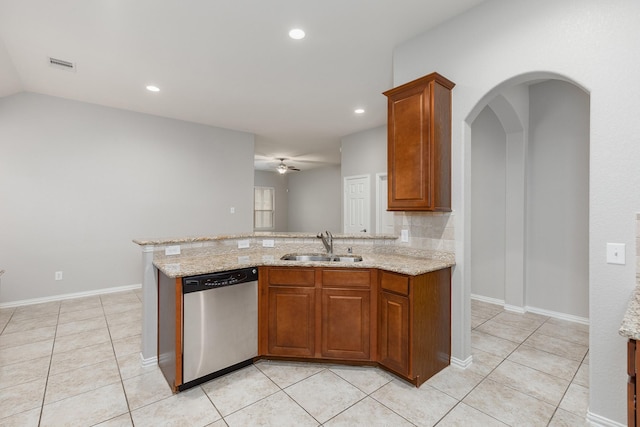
[322,269,371,288]
[380,271,409,296]
[268,268,315,287]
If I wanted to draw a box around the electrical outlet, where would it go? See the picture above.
[55,271,63,280]
[165,245,181,256]
[230,207,235,214]
[401,229,409,242]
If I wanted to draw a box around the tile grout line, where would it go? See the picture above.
[438,307,510,426]
[317,370,395,427]
[100,294,135,426]
[1,295,588,426]
[470,306,589,425]
[37,301,61,427]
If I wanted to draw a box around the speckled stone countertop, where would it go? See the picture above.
[134,232,397,246]
[619,277,640,340]
[153,246,454,278]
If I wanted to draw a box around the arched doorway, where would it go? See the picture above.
[467,75,590,323]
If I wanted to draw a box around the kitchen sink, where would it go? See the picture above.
[280,253,363,262]
[331,255,363,262]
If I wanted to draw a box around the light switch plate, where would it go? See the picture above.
[401,229,409,242]
[165,245,181,256]
[237,239,250,249]
[606,243,625,265]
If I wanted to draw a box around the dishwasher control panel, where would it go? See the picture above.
[182,267,258,293]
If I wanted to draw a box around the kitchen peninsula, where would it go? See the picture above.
[134,232,455,390]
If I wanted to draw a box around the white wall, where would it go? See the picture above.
[471,80,590,319]
[341,125,387,233]
[0,92,255,303]
[393,0,640,422]
[0,38,20,97]
[470,106,506,301]
[526,80,590,318]
[254,170,289,232]
[287,166,341,232]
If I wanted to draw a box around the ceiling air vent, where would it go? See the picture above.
[48,57,76,71]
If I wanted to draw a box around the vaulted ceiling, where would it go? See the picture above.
[0,0,485,171]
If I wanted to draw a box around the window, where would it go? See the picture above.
[254,186,275,230]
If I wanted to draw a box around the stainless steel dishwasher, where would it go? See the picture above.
[181,267,258,389]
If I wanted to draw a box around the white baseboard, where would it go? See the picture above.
[525,305,589,325]
[504,304,526,314]
[470,294,590,325]
[0,283,142,309]
[450,355,473,369]
[586,409,625,427]
[140,353,158,368]
[470,293,504,306]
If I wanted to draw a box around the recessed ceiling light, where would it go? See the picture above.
[354,108,365,114]
[146,85,160,92]
[289,28,305,40]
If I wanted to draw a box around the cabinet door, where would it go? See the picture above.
[321,289,370,360]
[157,272,182,392]
[633,339,640,427]
[385,72,454,211]
[630,341,637,427]
[387,82,432,209]
[267,287,315,357]
[378,290,409,375]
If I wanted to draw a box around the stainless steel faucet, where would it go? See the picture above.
[317,230,333,254]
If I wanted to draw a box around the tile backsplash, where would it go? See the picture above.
[394,211,455,252]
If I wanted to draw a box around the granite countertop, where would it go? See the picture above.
[619,279,640,340]
[154,247,454,278]
[134,232,397,246]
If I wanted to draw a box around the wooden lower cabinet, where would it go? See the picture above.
[259,266,375,362]
[321,288,371,360]
[629,339,639,426]
[157,271,183,392]
[258,265,451,387]
[378,268,451,387]
[378,290,409,375]
[267,286,315,357]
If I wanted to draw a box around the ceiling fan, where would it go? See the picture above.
[276,158,300,174]
[254,154,327,173]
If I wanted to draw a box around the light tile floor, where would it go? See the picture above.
[0,292,590,426]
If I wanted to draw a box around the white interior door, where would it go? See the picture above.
[343,175,370,234]
[376,173,395,234]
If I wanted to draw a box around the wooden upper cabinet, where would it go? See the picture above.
[384,72,455,211]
